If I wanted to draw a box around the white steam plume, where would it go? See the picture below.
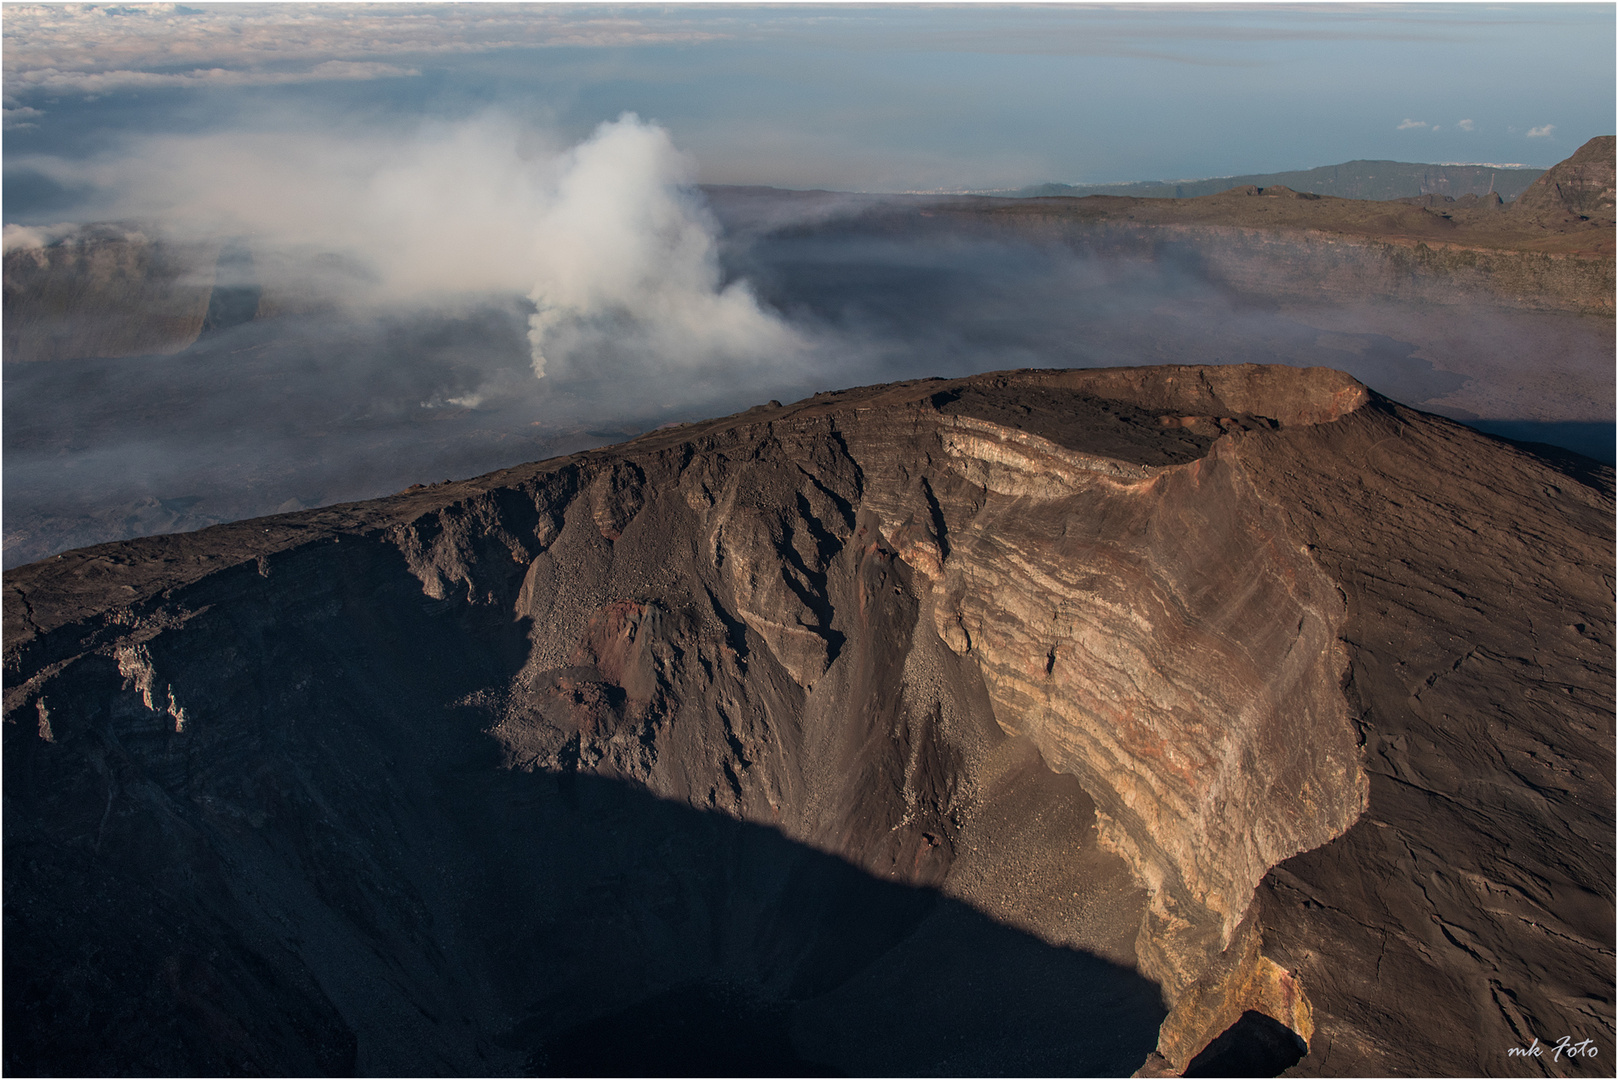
[524,115,801,378]
[13,111,804,383]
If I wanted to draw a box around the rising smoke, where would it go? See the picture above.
[522,116,804,380]
[13,112,805,387]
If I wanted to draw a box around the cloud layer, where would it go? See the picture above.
[2,3,725,98]
[10,59,422,96]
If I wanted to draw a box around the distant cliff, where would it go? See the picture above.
[983,212,1616,316]
[742,137,1615,317]
[7,141,1611,365]
[998,159,1546,201]
[1,227,220,362]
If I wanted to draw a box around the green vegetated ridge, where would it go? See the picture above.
[1002,160,1545,201]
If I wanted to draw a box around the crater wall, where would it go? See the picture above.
[833,366,1369,995]
[5,364,1610,1075]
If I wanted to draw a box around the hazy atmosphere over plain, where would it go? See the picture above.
[2,3,1614,567]
[3,2,1614,197]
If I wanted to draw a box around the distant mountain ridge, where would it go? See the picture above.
[995,160,1546,201]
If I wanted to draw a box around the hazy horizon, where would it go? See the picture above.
[5,3,1614,215]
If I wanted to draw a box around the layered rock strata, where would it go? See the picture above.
[4,364,1612,1076]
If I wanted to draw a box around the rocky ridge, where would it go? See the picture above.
[4,364,1613,1076]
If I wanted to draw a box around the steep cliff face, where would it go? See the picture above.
[392,366,1372,1002]
[833,372,1370,1000]
[4,365,1612,1076]
[1,230,220,362]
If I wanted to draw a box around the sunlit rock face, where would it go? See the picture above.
[478,365,1370,1001]
[819,366,1371,1000]
[5,364,1611,1076]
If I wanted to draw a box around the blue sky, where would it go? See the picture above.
[3,2,1614,208]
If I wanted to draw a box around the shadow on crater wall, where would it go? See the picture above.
[1181,1010,1308,1078]
[4,527,1166,1077]
[483,772,1167,1078]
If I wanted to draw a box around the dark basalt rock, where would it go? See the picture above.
[4,364,1612,1076]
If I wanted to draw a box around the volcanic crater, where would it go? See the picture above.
[5,364,1612,1077]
